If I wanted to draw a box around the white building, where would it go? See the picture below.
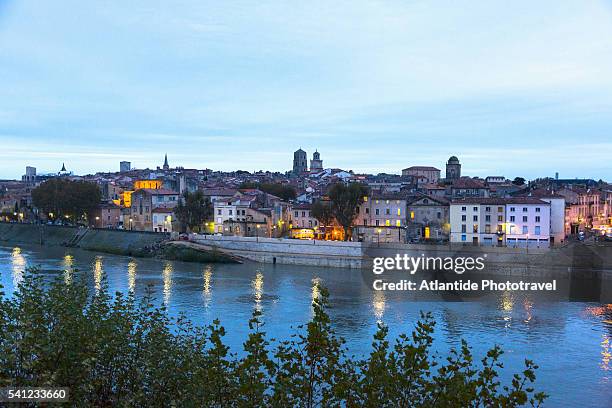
[505,199,551,247]
[213,194,257,233]
[514,190,566,244]
[450,197,554,247]
[152,208,175,232]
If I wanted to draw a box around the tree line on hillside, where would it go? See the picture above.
[0,269,547,407]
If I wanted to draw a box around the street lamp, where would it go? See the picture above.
[256,224,260,242]
[377,228,382,247]
[129,218,133,231]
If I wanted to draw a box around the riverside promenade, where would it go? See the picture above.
[187,234,612,276]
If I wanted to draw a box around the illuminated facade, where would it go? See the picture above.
[134,179,163,190]
[450,197,554,247]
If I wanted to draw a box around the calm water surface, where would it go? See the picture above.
[1,244,611,407]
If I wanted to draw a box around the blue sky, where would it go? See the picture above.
[1,0,611,180]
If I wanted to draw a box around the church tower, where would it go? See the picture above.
[163,154,169,170]
[445,156,461,180]
[310,150,323,172]
[292,148,307,175]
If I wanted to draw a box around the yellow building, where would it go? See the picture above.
[134,179,162,190]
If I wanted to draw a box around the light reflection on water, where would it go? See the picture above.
[63,254,74,285]
[1,244,611,406]
[162,262,173,305]
[202,265,212,308]
[372,290,386,323]
[127,259,137,293]
[252,271,263,311]
[93,256,103,293]
[11,247,25,288]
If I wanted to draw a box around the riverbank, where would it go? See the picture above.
[188,234,612,277]
[1,223,610,274]
[0,223,237,264]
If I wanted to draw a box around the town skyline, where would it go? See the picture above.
[2,149,610,183]
[2,1,612,180]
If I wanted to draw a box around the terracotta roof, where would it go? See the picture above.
[451,177,487,189]
[451,197,549,205]
[402,166,440,172]
[152,207,175,213]
[135,188,178,195]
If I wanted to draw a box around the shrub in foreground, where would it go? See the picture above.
[0,268,547,407]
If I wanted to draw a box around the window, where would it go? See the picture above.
[365,208,369,214]
[229,210,233,215]
[437,211,441,219]
[375,209,380,215]
[294,211,298,217]
[462,206,466,211]
[302,211,306,217]
[218,209,222,215]
[485,225,491,233]
[461,234,467,241]
[473,215,478,221]
[375,220,379,226]
[510,216,515,222]
[485,215,491,222]
[535,226,541,235]
[522,225,528,234]
[473,206,478,211]
[497,215,503,222]
[473,224,478,233]
[396,220,401,227]
[397,208,401,216]
[385,220,390,226]
[498,206,504,213]
[523,207,527,212]
[461,224,467,233]
[522,216,528,222]
[385,208,390,215]
[462,215,466,221]
[536,207,541,213]
[510,207,515,212]
[535,216,540,222]
[485,206,491,212]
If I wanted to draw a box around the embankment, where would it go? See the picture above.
[189,234,612,275]
[0,223,239,263]
[0,222,168,256]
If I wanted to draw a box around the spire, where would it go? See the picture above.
[60,163,66,172]
[163,154,169,170]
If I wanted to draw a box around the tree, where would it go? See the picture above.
[32,178,101,222]
[174,191,213,232]
[239,182,297,201]
[0,270,548,407]
[512,177,526,186]
[311,199,335,239]
[327,183,369,241]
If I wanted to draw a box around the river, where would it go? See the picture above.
[1,244,611,407]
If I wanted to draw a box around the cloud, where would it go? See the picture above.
[0,0,611,179]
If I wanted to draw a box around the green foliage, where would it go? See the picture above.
[512,177,526,186]
[0,269,548,407]
[310,200,334,226]
[327,183,369,240]
[174,191,213,232]
[32,178,101,221]
[239,182,297,201]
